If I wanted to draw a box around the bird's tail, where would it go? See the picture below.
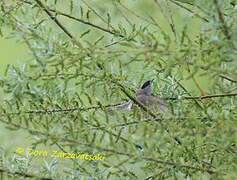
[107,101,133,115]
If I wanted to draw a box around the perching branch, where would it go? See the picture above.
[2,103,121,115]
[179,93,237,100]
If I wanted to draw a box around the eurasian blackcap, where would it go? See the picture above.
[108,80,170,116]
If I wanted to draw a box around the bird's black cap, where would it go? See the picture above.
[141,79,154,89]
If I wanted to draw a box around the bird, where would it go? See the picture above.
[108,79,170,116]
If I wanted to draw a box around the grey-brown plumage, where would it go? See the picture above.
[108,80,170,116]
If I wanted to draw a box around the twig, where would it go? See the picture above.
[167,93,237,100]
[80,0,116,31]
[104,38,127,48]
[34,0,83,48]
[0,168,53,180]
[169,0,208,22]
[154,1,173,35]
[186,61,237,80]
[185,66,207,98]
[174,78,203,109]
[112,0,133,27]
[213,0,231,40]
[166,1,178,42]
[219,74,237,83]
[2,1,23,17]
[5,103,122,115]
[118,2,164,32]
[213,0,235,49]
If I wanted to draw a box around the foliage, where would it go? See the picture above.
[0,0,237,179]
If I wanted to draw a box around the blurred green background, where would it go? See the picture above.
[0,29,27,76]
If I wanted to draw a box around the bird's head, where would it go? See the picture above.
[139,79,154,95]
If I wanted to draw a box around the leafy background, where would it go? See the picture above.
[0,0,236,179]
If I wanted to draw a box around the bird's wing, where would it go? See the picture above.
[152,94,171,115]
[151,94,167,105]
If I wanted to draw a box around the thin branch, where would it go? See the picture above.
[80,0,116,31]
[118,2,164,32]
[112,0,133,27]
[3,1,24,17]
[166,1,178,42]
[169,0,208,22]
[213,0,235,49]
[219,74,237,83]
[5,103,121,115]
[155,0,178,42]
[104,38,127,48]
[167,93,237,100]
[0,118,226,175]
[48,9,123,38]
[213,0,231,40]
[0,168,53,180]
[185,66,207,100]
[174,78,203,109]
[34,0,83,48]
